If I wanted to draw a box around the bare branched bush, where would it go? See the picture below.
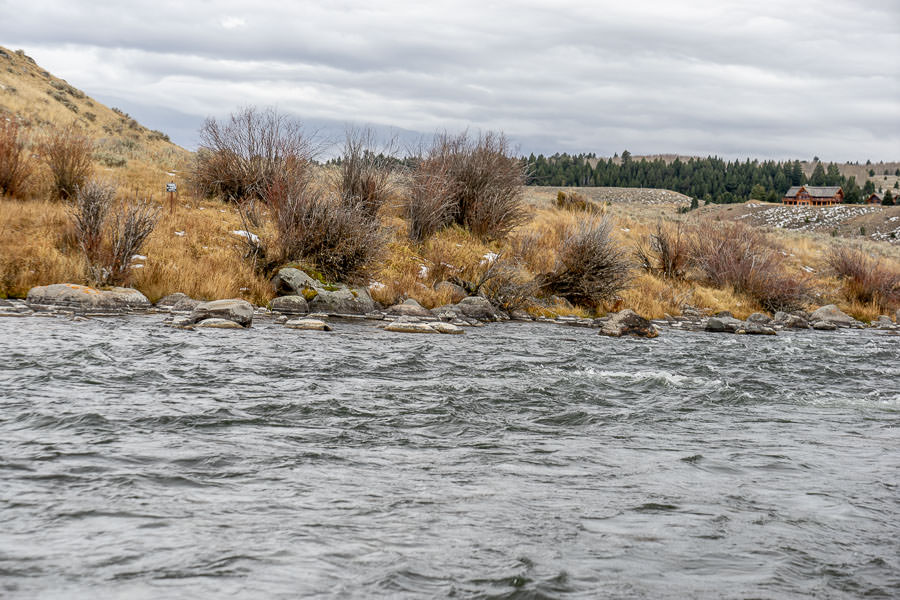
[69,181,159,285]
[40,124,93,200]
[71,180,114,268]
[689,222,809,312]
[264,174,384,282]
[107,198,160,285]
[479,258,540,312]
[192,106,312,202]
[406,131,527,242]
[336,128,395,219]
[635,222,688,279]
[0,119,33,198]
[827,246,900,309]
[405,156,455,242]
[539,217,632,308]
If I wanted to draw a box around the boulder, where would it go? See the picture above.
[195,318,244,329]
[509,309,533,321]
[812,320,837,331]
[386,298,433,317]
[271,268,320,296]
[740,322,777,335]
[171,297,201,312]
[706,316,745,333]
[26,283,150,312]
[434,281,467,303]
[809,304,861,329]
[872,315,895,330]
[285,318,331,331]
[896,308,900,323]
[773,311,809,329]
[598,309,659,339]
[432,305,464,321]
[270,295,310,315]
[156,292,190,308]
[456,296,502,321]
[190,299,253,327]
[308,285,376,315]
[384,316,438,334]
[432,322,464,334]
[713,310,734,318]
[746,312,773,325]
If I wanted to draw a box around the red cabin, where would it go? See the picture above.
[782,186,843,206]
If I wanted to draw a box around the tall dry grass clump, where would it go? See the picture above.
[262,173,384,282]
[336,128,395,219]
[827,246,900,310]
[539,217,632,308]
[39,123,93,200]
[192,106,311,202]
[635,222,688,280]
[69,180,159,285]
[0,119,33,198]
[405,131,527,242]
[689,221,809,313]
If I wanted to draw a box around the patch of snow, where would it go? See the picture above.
[232,230,259,244]
[174,231,185,237]
[418,264,429,278]
[131,254,147,261]
[801,265,815,273]
[369,281,386,290]
[481,252,499,264]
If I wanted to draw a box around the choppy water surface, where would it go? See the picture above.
[1,316,898,599]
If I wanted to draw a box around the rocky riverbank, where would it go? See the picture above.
[5,274,899,338]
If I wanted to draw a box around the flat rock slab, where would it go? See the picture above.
[285,318,331,331]
[190,299,253,327]
[195,318,245,329]
[384,321,439,334]
[271,295,310,315]
[26,283,150,312]
[599,309,659,338]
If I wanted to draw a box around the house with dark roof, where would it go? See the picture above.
[782,185,843,206]
[865,193,882,205]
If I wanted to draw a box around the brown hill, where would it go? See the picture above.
[0,45,190,191]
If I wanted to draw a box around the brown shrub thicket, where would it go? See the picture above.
[689,221,809,313]
[827,246,900,309]
[40,124,93,200]
[192,106,311,202]
[635,222,688,279]
[263,174,384,282]
[69,180,159,285]
[539,217,632,308]
[405,131,527,242]
[555,190,598,213]
[0,119,33,198]
[336,128,396,219]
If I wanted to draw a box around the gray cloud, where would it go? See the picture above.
[1,0,897,160]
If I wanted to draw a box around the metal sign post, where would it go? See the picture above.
[166,182,177,214]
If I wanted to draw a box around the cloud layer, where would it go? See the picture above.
[2,0,898,159]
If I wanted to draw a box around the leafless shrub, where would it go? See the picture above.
[635,222,688,279]
[107,198,159,285]
[405,155,455,242]
[39,123,93,200]
[479,258,540,312]
[539,217,632,308]
[827,246,900,309]
[0,119,33,198]
[70,180,114,267]
[69,180,159,285]
[336,127,396,219]
[406,131,527,242]
[264,174,384,282]
[689,221,809,312]
[191,106,312,202]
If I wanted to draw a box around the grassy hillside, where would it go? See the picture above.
[0,45,191,193]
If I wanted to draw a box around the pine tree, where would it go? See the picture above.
[810,162,827,185]
[883,190,895,206]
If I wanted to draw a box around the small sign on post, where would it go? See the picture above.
[165,182,177,213]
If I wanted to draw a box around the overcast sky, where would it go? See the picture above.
[2,0,898,160]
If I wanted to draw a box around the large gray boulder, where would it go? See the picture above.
[156,292,190,308]
[271,268,320,296]
[773,311,809,329]
[598,309,659,338]
[386,298,432,317]
[706,316,745,333]
[384,316,439,334]
[270,295,309,315]
[746,312,773,325]
[456,296,502,322]
[26,283,150,312]
[195,318,244,329]
[308,284,376,315]
[285,317,331,331]
[809,304,862,329]
[190,299,253,327]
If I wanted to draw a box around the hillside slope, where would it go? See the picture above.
[0,45,190,191]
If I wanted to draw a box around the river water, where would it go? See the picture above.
[0,316,898,599]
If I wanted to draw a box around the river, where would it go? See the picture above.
[1,316,898,598]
